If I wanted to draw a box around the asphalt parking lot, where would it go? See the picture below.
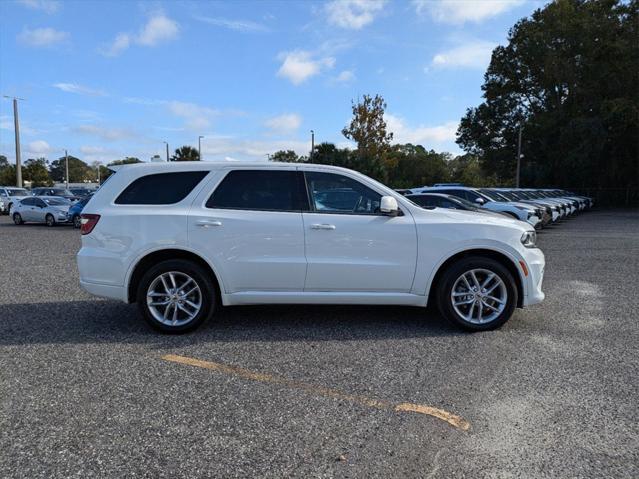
[1,210,638,478]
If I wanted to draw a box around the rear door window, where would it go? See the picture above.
[115,171,208,205]
[206,170,307,212]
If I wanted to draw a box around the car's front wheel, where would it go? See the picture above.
[136,259,216,333]
[72,214,81,229]
[13,213,23,225]
[45,214,55,227]
[437,256,518,331]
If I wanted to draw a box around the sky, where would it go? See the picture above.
[0,0,546,165]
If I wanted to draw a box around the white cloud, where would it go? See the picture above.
[385,114,458,146]
[265,113,302,134]
[27,140,52,155]
[335,69,355,83]
[193,16,269,32]
[79,146,107,155]
[17,0,60,14]
[431,41,497,69]
[277,50,335,85]
[53,83,106,96]
[101,33,131,57]
[325,0,386,29]
[74,124,134,141]
[412,0,523,24]
[202,136,310,160]
[101,12,178,56]
[137,12,179,46]
[17,27,69,47]
[167,101,218,130]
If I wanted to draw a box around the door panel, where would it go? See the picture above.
[188,168,308,293]
[302,170,418,293]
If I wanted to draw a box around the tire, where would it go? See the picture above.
[436,256,518,331]
[73,214,81,229]
[136,259,216,333]
[45,214,55,227]
[13,213,23,225]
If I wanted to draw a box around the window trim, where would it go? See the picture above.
[204,169,309,213]
[302,170,388,216]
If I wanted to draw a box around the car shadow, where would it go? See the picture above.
[0,300,461,347]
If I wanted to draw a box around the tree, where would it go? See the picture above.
[0,156,15,185]
[457,0,638,191]
[23,158,52,187]
[171,146,200,161]
[385,144,451,188]
[269,150,303,163]
[98,157,143,183]
[49,156,93,183]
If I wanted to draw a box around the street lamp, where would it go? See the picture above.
[516,124,523,187]
[3,95,25,187]
[310,130,315,161]
[64,150,69,189]
[163,141,169,162]
[198,136,204,161]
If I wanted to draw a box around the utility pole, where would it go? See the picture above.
[97,164,101,185]
[163,141,170,162]
[198,136,204,161]
[516,124,523,188]
[310,130,315,162]
[65,150,69,189]
[4,96,25,187]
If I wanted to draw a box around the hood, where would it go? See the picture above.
[412,206,530,231]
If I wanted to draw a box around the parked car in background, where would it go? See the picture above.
[406,193,513,219]
[68,194,93,228]
[412,186,543,229]
[78,162,545,333]
[31,187,80,202]
[69,187,93,197]
[484,189,556,226]
[11,196,72,226]
[0,186,30,214]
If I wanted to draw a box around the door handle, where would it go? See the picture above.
[310,223,336,230]
[196,220,222,228]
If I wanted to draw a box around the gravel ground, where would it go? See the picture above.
[1,210,638,478]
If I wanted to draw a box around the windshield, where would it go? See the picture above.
[454,197,480,209]
[478,189,503,202]
[43,198,71,206]
[8,188,28,196]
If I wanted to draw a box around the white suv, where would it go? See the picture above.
[77,162,545,333]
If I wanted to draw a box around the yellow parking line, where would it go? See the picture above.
[161,354,471,431]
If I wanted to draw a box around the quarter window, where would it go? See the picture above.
[305,171,381,214]
[206,170,306,212]
[115,171,208,205]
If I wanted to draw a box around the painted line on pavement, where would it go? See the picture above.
[161,353,471,431]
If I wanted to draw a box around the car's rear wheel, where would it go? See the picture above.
[13,213,23,225]
[45,214,55,227]
[73,214,81,229]
[437,256,518,331]
[136,259,216,333]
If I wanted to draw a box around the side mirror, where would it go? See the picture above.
[380,196,399,216]
[475,197,485,205]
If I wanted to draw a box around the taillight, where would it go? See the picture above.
[80,214,100,235]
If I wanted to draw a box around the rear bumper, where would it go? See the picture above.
[80,280,127,302]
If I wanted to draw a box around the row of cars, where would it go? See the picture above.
[0,186,94,227]
[399,185,594,229]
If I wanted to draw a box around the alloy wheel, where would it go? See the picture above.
[146,271,202,327]
[450,268,507,324]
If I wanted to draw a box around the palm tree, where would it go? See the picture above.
[171,145,200,161]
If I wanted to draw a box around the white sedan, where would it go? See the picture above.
[11,196,72,226]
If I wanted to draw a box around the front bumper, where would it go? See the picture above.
[521,247,545,306]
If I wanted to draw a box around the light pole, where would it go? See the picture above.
[4,96,25,187]
[64,150,69,189]
[515,124,523,188]
[198,136,204,161]
[163,141,169,162]
[310,130,315,162]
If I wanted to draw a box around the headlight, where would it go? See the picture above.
[521,231,537,248]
